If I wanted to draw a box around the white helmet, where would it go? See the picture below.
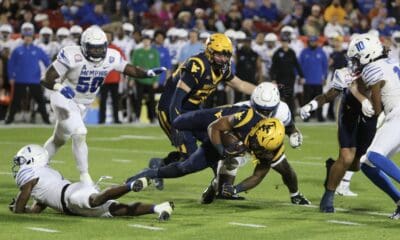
[12,144,49,176]
[39,27,53,36]
[392,31,400,44]
[250,82,280,118]
[0,24,13,33]
[347,33,383,71]
[70,25,83,34]
[21,22,35,36]
[264,33,278,42]
[56,27,70,38]
[122,22,134,33]
[80,25,108,62]
[199,31,210,40]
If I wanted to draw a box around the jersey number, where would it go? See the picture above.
[355,41,365,51]
[76,76,104,93]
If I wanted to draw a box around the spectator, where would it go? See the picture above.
[153,30,172,91]
[242,0,259,19]
[113,23,136,62]
[371,7,388,29]
[225,3,242,30]
[270,32,304,118]
[99,31,125,124]
[324,0,347,25]
[324,15,345,37]
[79,3,110,27]
[234,34,262,102]
[299,35,328,122]
[259,0,280,23]
[303,4,325,36]
[131,34,160,123]
[278,2,305,35]
[178,30,203,64]
[5,23,50,124]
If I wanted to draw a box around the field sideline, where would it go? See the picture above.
[1,123,399,240]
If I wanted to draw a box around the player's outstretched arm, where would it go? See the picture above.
[40,65,60,90]
[11,179,39,214]
[208,115,235,157]
[300,88,340,120]
[227,76,256,95]
[123,64,166,78]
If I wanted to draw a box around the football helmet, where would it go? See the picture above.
[56,27,70,42]
[12,144,49,177]
[0,24,12,41]
[70,25,83,44]
[205,33,233,70]
[21,22,34,37]
[248,118,285,152]
[39,27,53,44]
[80,25,108,63]
[347,33,383,73]
[250,82,280,118]
[264,33,278,42]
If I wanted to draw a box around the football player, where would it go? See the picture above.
[40,26,166,185]
[347,33,400,219]
[9,144,174,220]
[149,33,255,189]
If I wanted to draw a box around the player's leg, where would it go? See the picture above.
[320,147,356,212]
[272,155,310,205]
[366,116,400,183]
[29,84,50,124]
[109,201,174,220]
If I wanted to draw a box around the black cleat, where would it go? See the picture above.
[291,193,311,205]
[216,193,246,200]
[200,183,217,204]
[149,158,164,190]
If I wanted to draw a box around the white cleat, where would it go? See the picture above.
[129,177,149,192]
[335,186,358,197]
[154,201,174,221]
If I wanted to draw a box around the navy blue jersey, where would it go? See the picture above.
[158,52,234,113]
[338,89,377,156]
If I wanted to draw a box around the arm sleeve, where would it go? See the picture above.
[53,48,71,76]
[169,87,188,122]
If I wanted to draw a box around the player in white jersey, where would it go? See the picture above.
[9,144,174,220]
[40,26,166,185]
[347,34,400,218]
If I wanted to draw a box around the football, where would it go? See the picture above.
[221,131,247,156]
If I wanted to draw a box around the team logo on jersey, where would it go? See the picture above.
[109,56,115,63]
[74,54,82,62]
[191,62,200,73]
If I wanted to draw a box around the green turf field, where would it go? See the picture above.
[1,123,399,240]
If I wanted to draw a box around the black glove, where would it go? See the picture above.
[223,141,246,158]
[221,183,236,197]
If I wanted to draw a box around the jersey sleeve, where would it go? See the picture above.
[232,108,254,128]
[180,57,205,88]
[274,102,292,126]
[329,67,352,91]
[15,167,38,188]
[109,48,128,72]
[53,47,72,76]
[362,63,384,86]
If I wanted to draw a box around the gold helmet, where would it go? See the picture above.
[247,118,285,152]
[205,33,233,70]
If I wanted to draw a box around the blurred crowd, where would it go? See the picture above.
[1,0,400,124]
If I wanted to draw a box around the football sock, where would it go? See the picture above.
[340,171,354,188]
[72,134,89,177]
[43,136,59,160]
[361,163,400,203]
[368,151,400,183]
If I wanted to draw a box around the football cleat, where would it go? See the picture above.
[335,185,358,197]
[389,206,400,220]
[129,177,149,192]
[291,193,311,205]
[320,191,335,213]
[149,158,164,190]
[200,183,217,204]
[216,193,246,200]
[154,201,174,221]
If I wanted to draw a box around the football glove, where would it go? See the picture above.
[221,183,237,197]
[146,67,167,77]
[289,132,303,148]
[54,83,75,99]
[300,100,318,120]
[361,99,375,117]
[223,141,246,158]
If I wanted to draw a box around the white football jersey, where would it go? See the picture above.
[165,40,183,65]
[34,40,60,59]
[15,166,70,213]
[329,67,353,91]
[53,46,128,104]
[236,101,292,126]
[362,58,400,114]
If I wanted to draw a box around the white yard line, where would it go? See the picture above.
[128,224,165,231]
[91,146,166,155]
[229,222,266,228]
[0,171,12,175]
[26,227,59,233]
[290,161,323,166]
[327,220,363,226]
[90,135,167,141]
[51,160,65,164]
[112,159,132,163]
